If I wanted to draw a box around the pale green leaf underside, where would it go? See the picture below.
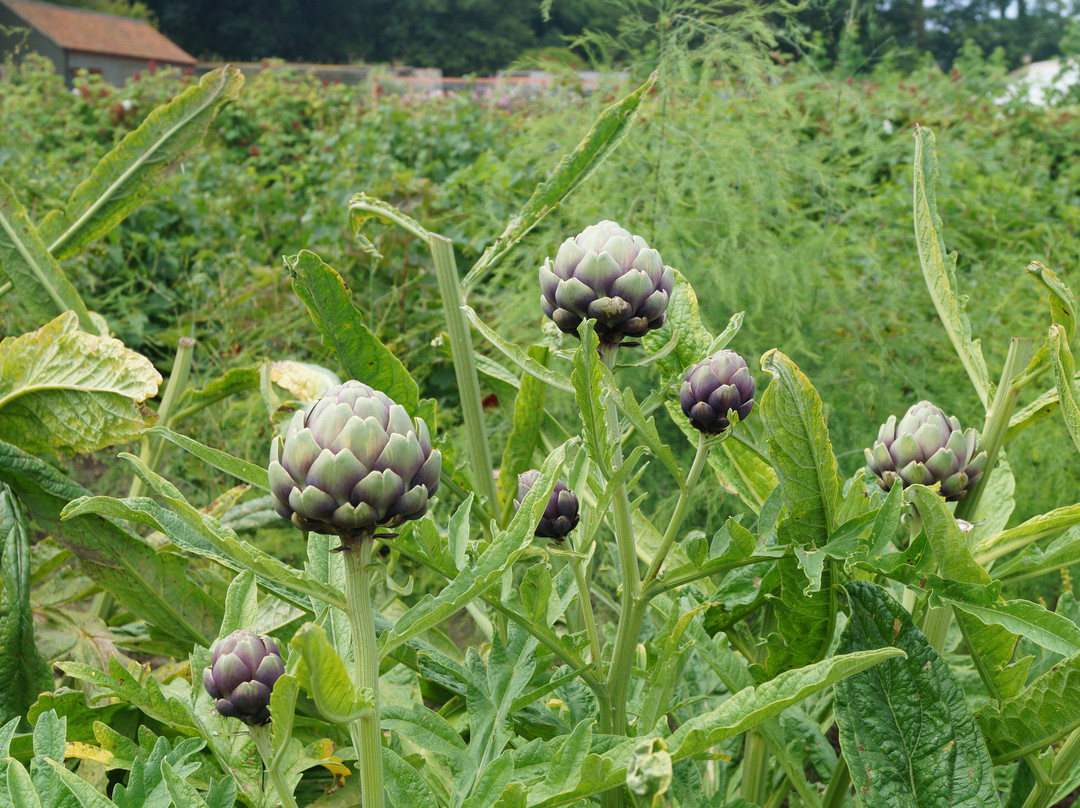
[40,66,244,260]
[912,126,990,406]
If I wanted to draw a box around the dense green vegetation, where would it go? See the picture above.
[3,47,1078,526]
[5,19,1080,807]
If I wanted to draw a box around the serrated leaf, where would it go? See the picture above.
[641,269,719,377]
[6,759,42,808]
[62,452,343,611]
[170,366,259,424]
[836,582,999,807]
[58,658,196,735]
[0,312,161,454]
[285,249,420,415]
[976,649,1080,763]
[500,345,549,512]
[219,570,258,638]
[0,486,52,727]
[764,556,834,677]
[268,675,299,765]
[614,385,682,485]
[160,761,208,808]
[347,192,431,259]
[910,486,1030,698]
[290,624,373,724]
[383,746,438,808]
[992,525,1080,583]
[1049,323,1080,454]
[462,306,573,393]
[448,494,473,572]
[43,758,117,808]
[0,440,219,648]
[378,442,567,656]
[912,126,990,406]
[572,321,611,469]
[758,350,841,546]
[145,427,269,490]
[39,66,243,260]
[0,179,93,332]
[381,704,472,778]
[460,751,514,808]
[462,72,657,289]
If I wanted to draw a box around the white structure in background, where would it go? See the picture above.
[1002,57,1080,105]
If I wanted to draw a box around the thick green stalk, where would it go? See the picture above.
[957,337,1034,522]
[429,234,500,524]
[741,730,771,805]
[643,432,709,587]
[249,724,299,808]
[571,553,603,671]
[0,279,11,297]
[822,757,851,808]
[344,540,384,808]
[599,342,641,738]
[129,336,196,498]
[921,339,1033,651]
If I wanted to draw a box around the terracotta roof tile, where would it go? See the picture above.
[4,0,195,64]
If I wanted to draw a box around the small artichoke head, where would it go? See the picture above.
[203,629,284,726]
[679,349,756,434]
[514,469,580,543]
[539,221,674,346]
[865,400,987,501]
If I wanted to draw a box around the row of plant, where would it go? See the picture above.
[3,43,1079,528]
[3,56,1080,807]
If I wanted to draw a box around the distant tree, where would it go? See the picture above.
[48,0,156,22]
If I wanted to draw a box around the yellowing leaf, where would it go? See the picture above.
[0,312,161,454]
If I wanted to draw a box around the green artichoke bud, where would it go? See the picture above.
[203,630,284,726]
[865,400,987,501]
[269,381,441,538]
[679,349,755,434]
[514,469,579,543]
[540,221,674,345]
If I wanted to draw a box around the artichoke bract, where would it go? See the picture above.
[865,400,987,501]
[269,381,441,539]
[540,221,674,345]
[203,630,284,726]
[680,350,755,434]
[515,469,579,543]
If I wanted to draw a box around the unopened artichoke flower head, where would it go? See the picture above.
[865,400,987,501]
[203,630,284,726]
[269,381,441,539]
[515,469,580,543]
[540,221,674,345]
[680,349,756,434]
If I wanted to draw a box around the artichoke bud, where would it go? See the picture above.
[865,400,987,501]
[539,221,674,346]
[626,737,673,805]
[679,349,756,434]
[515,469,579,543]
[203,630,284,726]
[269,381,441,539]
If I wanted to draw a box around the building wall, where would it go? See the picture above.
[0,4,65,75]
[66,50,188,85]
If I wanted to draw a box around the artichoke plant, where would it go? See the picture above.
[865,400,987,501]
[268,381,441,539]
[540,221,674,345]
[680,350,756,434]
[515,469,580,543]
[203,630,284,726]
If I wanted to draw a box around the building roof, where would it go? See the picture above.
[3,0,195,64]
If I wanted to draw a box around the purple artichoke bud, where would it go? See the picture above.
[679,350,755,434]
[539,221,674,345]
[515,469,580,543]
[268,381,441,538]
[865,400,987,501]
[203,630,284,726]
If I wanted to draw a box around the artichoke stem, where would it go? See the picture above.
[249,724,299,808]
[343,537,385,807]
